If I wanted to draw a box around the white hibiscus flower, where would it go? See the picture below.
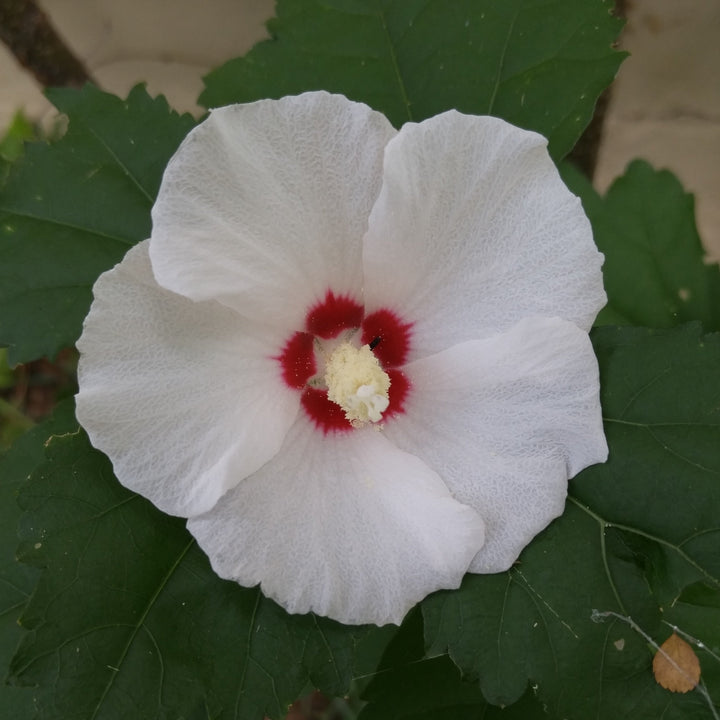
[76,91,607,626]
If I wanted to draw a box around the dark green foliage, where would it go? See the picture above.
[201,0,624,159]
[0,85,195,364]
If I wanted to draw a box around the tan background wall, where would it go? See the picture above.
[594,0,720,258]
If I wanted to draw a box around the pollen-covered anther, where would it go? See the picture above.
[324,342,391,424]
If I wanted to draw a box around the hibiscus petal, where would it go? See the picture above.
[187,420,486,626]
[384,316,607,573]
[76,241,299,517]
[363,111,606,359]
[150,91,396,330]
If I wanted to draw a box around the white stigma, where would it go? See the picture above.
[324,342,391,424]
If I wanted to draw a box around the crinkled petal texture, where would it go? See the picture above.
[187,420,486,626]
[384,316,608,573]
[363,111,606,360]
[150,91,396,331]
[77,95,608,627]
[76,241,299,518]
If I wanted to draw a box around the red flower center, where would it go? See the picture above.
[277,290,412,433]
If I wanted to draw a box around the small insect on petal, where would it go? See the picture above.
[652,632,701,693]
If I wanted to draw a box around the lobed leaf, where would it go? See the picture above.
[0,85,195,365]
[423,324,720,719]
[8,429,394,720]
[357,609,555,719]
[562,160,720,330]
[0,400,77,716]
[201,0,624,159]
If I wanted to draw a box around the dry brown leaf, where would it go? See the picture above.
[652,632,701,693]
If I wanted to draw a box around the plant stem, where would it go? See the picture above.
[0,396,35,430]
[0,0,94,88]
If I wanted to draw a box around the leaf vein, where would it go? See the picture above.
[142,624,166,714]
[234,589,261,719]
[510,572,560,674]
[645,425,720,476]
[85,125,155,203]
[89,536,196,719]
[311,613,342,686]
[0,208,136,247]
[568,495,720,591]
[376,7,413,123]
[487,6,520,115]
[617,367,673,420]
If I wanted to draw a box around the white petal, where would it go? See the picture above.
[187,420,485,626]
[76,241,299,518]
[363,111,606,359]
[150,91,396,330]
[384,316,607,573]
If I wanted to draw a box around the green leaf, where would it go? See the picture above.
[562,160,720,330]
[359,655,489,720]
[0,85,195,365]
[0,111,37,182]
[0,400,77,717]
[201,0,624,159]
[358,609,555,720]
[423,324,720,719]
[362,680,557,720]
[9,429,394,720]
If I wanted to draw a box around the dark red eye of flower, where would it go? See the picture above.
[361,309,413,367]
[276,332,315,389]
[305,290,364,338]
[277,289,413,434]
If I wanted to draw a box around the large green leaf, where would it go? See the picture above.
[8,429,394,720]
[201,0,624,159]
[0,401,77,716]
[423,324,720,719]
[357,608,556,719]
[562,160,720,330]
[359,656,553,720]
[0,85,195,365]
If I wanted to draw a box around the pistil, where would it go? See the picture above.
[324,342,391,424]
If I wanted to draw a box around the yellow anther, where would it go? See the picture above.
[324,342,391,424]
